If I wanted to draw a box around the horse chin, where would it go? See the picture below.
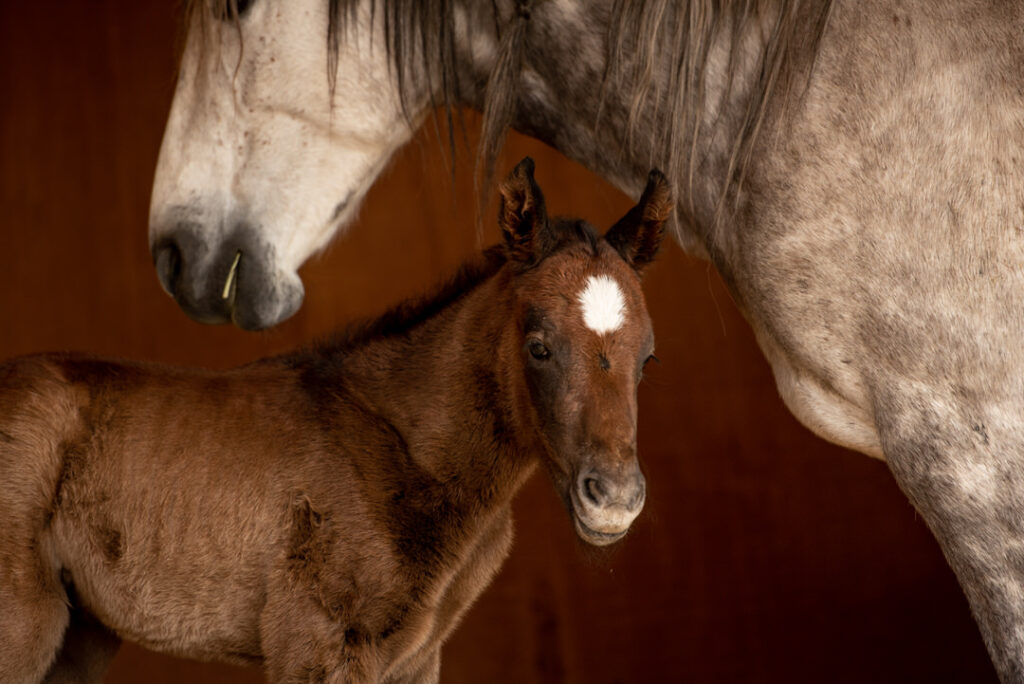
[572,515,629,547]
[229,274,305,331]
[165,264,304,331]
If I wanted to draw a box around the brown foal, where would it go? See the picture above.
[0,158,670,683]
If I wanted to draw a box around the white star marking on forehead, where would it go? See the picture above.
[578,274,626,334]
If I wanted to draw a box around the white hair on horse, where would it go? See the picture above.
[152,0,827,329]
[578,274,626,335]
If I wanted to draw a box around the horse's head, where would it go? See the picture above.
[150,0,424,329]
[500,158,669,546]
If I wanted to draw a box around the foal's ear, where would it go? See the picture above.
[499,157,552,265]
[605,169,672,273]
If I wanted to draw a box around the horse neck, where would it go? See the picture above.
[453,0,808,254]
[340,270,538,511]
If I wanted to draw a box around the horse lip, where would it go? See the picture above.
[573,515,629,546]
[228,270,305,331]
[151,217,305,330]
[568,487,631,546]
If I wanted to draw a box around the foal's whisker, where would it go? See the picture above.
[222,251,242,301]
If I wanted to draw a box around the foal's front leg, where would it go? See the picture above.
[42,606,120,684]
[259,585,379,683]
[384,649,440,684]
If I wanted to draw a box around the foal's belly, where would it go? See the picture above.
[47,482,283,664]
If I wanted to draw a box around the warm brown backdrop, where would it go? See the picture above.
[0,2,998,682]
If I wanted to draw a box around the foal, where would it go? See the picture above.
[0,158,670,683]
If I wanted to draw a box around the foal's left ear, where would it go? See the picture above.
[499,157,554,266]
[605,170,672,273]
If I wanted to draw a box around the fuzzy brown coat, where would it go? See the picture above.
[0,160,669,683]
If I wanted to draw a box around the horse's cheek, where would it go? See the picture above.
[524,365,566,435]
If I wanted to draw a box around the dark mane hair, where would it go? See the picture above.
[184,0,833,240]
[300,245,508,360]
[322,0,833,234]
[286,218,600,366]
[550,218,600,258]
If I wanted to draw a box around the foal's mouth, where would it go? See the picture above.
[568,488,635,547]
[573,515,629,546]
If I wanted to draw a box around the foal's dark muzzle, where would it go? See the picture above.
[570,466,646,546]
[150,222,304,331]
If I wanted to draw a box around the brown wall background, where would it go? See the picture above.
[0,2,998,682]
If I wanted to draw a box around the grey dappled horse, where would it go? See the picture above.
[149,1,1024,680]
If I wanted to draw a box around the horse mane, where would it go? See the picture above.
[605,0,834,237]
[303,245,508,360]
[182,0,833,240]
[550,218,600,259]
[288,218,598,363]
[320,0,834,237]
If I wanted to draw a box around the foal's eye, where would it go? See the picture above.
[639,354,658,379]
[528,340,550,361]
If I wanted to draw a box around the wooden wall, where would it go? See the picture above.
[0,2,997,681]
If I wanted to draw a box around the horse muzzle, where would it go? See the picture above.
[570,467,646,546]
[150,220,304,331]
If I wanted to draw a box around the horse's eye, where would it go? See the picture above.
[639,353,658,380]
[528,340,550,361]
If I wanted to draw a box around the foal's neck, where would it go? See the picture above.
[340,266,536,512]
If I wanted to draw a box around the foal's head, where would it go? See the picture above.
[499,158,670,546]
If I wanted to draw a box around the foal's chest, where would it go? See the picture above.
[370,507,516,679]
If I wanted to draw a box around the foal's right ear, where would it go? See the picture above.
[605,169,672,273]
[499,157,553,266]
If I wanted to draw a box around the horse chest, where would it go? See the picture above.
[368,506,516,680]
[718,6,1024,459]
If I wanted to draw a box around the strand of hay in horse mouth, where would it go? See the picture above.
[222,250,242,301]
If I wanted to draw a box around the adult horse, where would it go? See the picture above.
[149,0,1024,680]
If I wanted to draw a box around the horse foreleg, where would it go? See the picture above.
[1,467,71,681]
[0,555,69,684]
[878,388,1024,682]
[42,606,120,684]
[384,649,440,684]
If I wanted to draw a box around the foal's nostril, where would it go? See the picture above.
[154,243,182,297]
[583,477,606,506]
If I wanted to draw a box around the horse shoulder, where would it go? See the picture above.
[727,6,1024,673]
[727,1,1024,456]
[262,366,520,678]
[380,503,516,682]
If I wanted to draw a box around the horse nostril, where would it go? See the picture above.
[154,242,182,297]
[628,478,647,512]
[583,477,606,506]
